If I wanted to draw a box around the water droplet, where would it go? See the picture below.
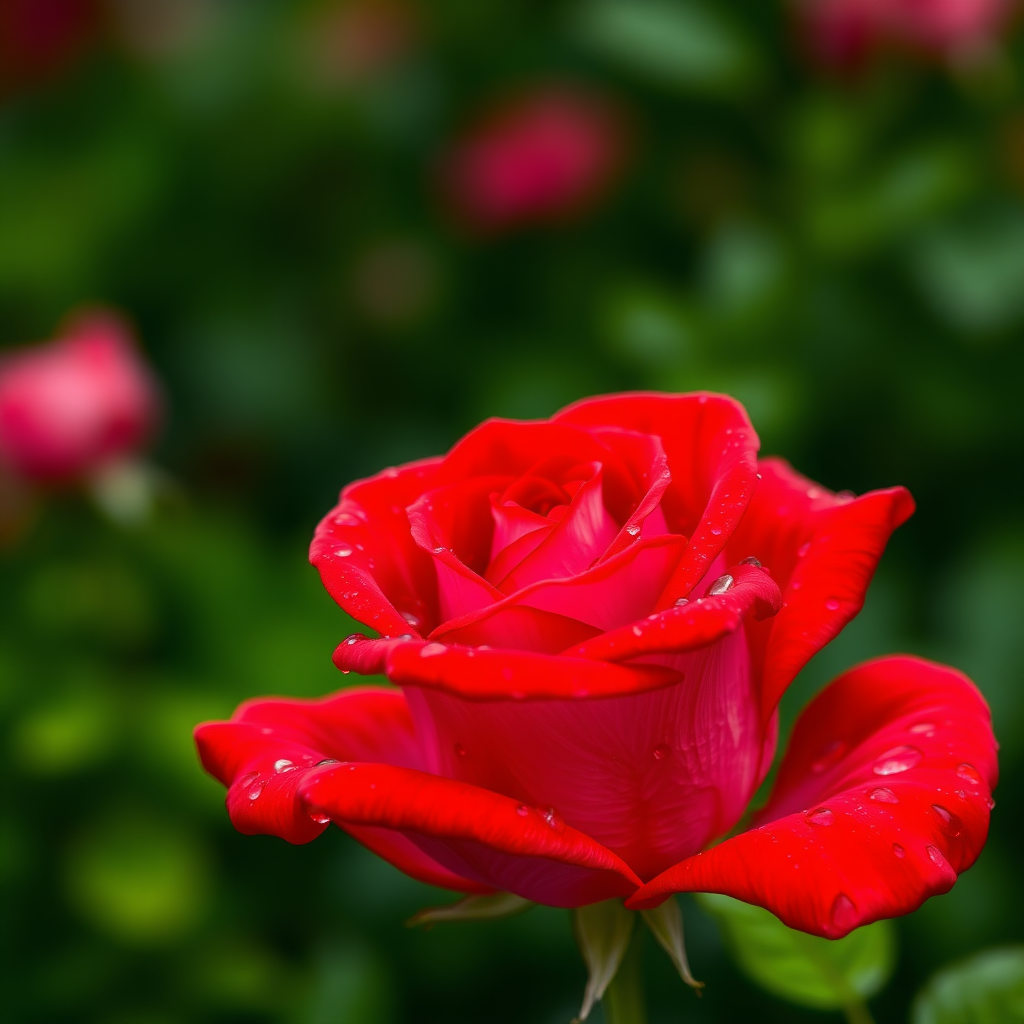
[402,611,422,628]
[807,808,834,826]
[797,541,811,557]
[909,722,936,737]
[710,527,722,536]
[738,556,762,567]
[869,787,899,804]
[674,598,689,607]
[872,746,922,776]
[824,598,841,611]
[541,807,564,831]
[453,743,467,758]
[986,796,996,810]
[516,804,529,817]
[706,574,734,596]
[432,545,445,554]
[892,843,906,858]
[811,740,846,774]
[334,546,353,557]
[310,812,331,825]
[345,636,359,645]
[274,759,296,773]
[932,804,952,824]
[955,763,982,785]
[926,845,946,867]
[248,778,266,800]
[420,642,447,657]
[653,743,671,761]
[830,894,856,931]
[631,625,643,637]
[315,758,340,767]
[625,524,641,537]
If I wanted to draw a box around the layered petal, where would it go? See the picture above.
[554,392,760,604]
[195,687,484,892]
[311,459,445,636]
[300,764,642,906]
[627,657,997,937]
[727,458,915,722]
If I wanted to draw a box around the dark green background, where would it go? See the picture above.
[1,1,1022,1021]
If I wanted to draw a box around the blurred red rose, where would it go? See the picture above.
[0,0,100,95]
[802,0,1011,68]
[197,392,996,937]
[0,311,160,484]
[441,87,625,232]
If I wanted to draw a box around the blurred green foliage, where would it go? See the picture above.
[1,1,1022,1022]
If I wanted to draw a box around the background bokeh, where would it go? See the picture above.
[1,1,1022,1021]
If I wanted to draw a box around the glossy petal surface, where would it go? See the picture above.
[627,657,997,937]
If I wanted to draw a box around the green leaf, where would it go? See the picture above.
[571,0,757,95]
[641,896,702,989]
[912,946,1024,1024]
[572,900,636,1022]
[406,891,533,927]
[697,893,896,1010]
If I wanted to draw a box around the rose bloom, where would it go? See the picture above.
[0,312,160,484]
[802,0,1011,67]
[441,87,624,233]
[197,393,996,938]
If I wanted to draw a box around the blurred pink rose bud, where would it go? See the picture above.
[801,0,1011,69]
[0,312,160,485]
[442,87,625,232]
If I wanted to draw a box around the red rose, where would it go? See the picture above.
[0,312,160,484]
[801,0,1010,68]
[441,87,624,232]
[196,393,996,938]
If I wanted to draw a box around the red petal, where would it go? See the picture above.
[300,764,642,906]
[373,636,677,700]
[626,657,997,937]
[553,392,759,604]
[194,688,487,892]
[567,562,780,663]
[310,459,443,636]
[727,458,915,722]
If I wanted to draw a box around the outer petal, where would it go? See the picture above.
[627,657,997,938]
[300,764,642,906]
[553,392,760,604]
[727,458,915,722]
[310,459,443,636]
[194,687,485,892]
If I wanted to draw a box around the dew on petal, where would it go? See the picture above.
[892,843,906,858]
[797,541,811,557]
[631,625,643,637]
[309,812,331,825]
[909,722,937,737]
[419,642,447,657]
[872,746,922,776]
[315,758,340,767]
[824,598,841,611]
[738,556,762,567]
[932,804,952,824]
[869,787,899,804]
[402,611,422,628]
[807,808,834,826]
[516,804,529,817]
[710,528,723,536]
[334,546,353,557]
[273,759,297,773]
[955,763,982,786]
[541,807,564,831]
[674,598,689,607]
[706,574,734,595]
[926,845,947,867]
[248,778,266,801]
[625,524,641,537]
[653,743,671,761]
